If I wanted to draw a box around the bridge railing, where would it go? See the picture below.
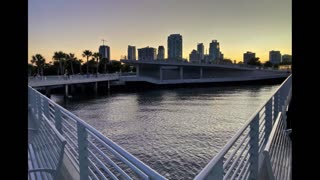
[28,86,166,180]
[195,74,292,180]
[28,73,120,81]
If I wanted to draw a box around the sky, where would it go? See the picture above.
[29,0,291,63]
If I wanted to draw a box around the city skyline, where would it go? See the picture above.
[29,0,291,63]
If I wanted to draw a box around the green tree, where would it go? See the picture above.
[247,57,261,66]
[53,51,66,75]
[100,57,109,73]
[92,52,101,75]
[82,50,92,75]
[66,53,76,75]
[264,61,273,68]
[28,63,36,76]
[31,54,46,76]
[77,59,83,74]
[222,59,233,64]
[121,63,130,72]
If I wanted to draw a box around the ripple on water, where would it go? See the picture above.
[58,84,279,179]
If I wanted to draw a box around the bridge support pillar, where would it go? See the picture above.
[136,64,140,77]
[45,87,51,98]
[65,84,69,98]
[94,82,98,96]
[70,84,75,94]
[180,66,183,79]
[160,66,163,81]
[106,81,110,96]
[200,67,203,79]
[81,84,85,94]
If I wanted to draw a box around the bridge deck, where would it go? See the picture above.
[28,74,119,87]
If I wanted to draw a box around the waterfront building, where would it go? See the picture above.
[282,54,292,63]
[243,51,256,64]
[189,49,200,63]
[269,50,282,64]
[138,46,157,61]
[157,46,165,60]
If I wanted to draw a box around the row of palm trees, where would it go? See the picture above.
[30,50,109,76]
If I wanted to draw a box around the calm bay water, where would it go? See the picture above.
[52,84,279,179]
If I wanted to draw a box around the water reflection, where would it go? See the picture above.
[52,84,279,179]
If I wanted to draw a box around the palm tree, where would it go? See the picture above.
[66,53,76,75]
[31,54,45,76]
[82,50,92,75]
[78,59,83,74]
[92,52,101,75]
[53,51,66,75]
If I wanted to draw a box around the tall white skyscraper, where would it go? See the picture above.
[127,45,136,60]
[167,34,182,60]
[209,40,220,62]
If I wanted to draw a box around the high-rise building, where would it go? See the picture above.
[197,43,204,60]
[203,54,210,64]
[220,52,224,61]
[282,54,292,63]
[209,40,220,62]
[189,49,200,63]
[99,45,110,60]
[167,34,182,60]
[269,50,282,64]
[243,51,256,64]
[157,46,165,60]
[127,45,136,60]
[138,46,157,61]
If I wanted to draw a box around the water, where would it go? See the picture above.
[52,84,280,179]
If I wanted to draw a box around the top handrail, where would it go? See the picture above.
[28,85,166,179]
[201,74,291,160]
[195,74,291,179]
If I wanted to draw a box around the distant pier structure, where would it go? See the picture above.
[120,60,290,84]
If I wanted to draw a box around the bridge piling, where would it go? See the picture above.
[45,87,51,98]
[93,82,98,96]
[65,84,69,98]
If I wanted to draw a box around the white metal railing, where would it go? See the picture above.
[194,74,292,180]
[262,111,292,180]
[28,86,166,180]
[28,73,120,81]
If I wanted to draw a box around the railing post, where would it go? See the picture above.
[43,98,50,118]
[204,158,224,180]
[54,107,63,134]
[249,115,259,180]
[77,122,89,180]
[273,92,279,123]
[265,99,273,141]
[37,94,41,122]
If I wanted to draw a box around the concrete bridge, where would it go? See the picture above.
[120,60,290,84]
[28,73,121,97]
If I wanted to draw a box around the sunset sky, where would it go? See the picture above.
[29,0,291,63]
